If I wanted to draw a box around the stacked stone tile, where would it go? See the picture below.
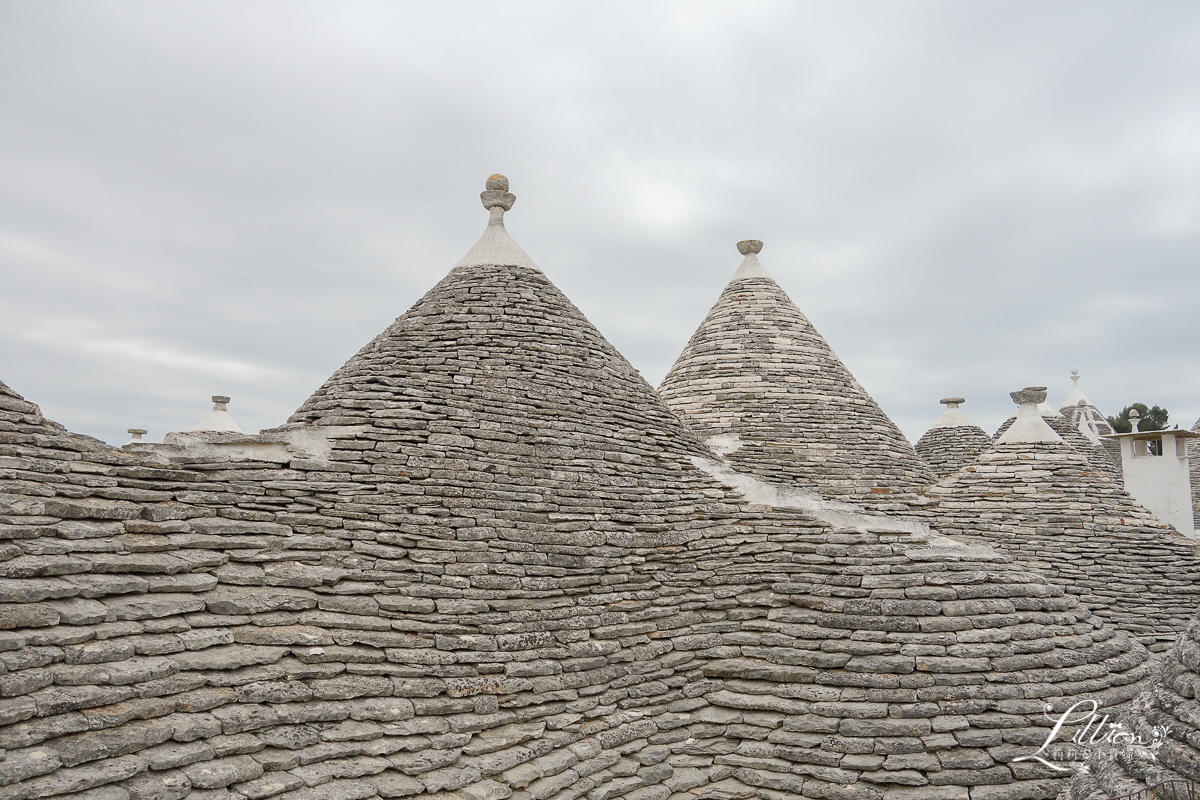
[914,398,994,479]
[993,404,1121,484]
[0,180,1161,800]
[929,389,1200,652]
[657,241,935,514]
[1059,607,1200,800]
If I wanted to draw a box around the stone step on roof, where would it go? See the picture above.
[929,387,1200,651]
[657,240,934,513]
[914,396,994,478]
[0,376,24,400]
[0,181,1160,800]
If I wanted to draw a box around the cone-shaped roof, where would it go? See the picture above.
[915,396,994,477]
[193,395,243,433]
[931,392,1200,650]
[658,241,934,510]
[1060,368,1093,410]
[0,184,1159,800]
[995,394,1122,480]
[288,176,730,544]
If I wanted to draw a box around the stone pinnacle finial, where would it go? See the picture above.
[481,174,516,212]
[1129,408,1141,431]
[940,397,965,408]
[1010,386,1048,405]
[127,428,147,441]
[1072,369,1080,379]
[737,240,763,256]
[212,396,230,410]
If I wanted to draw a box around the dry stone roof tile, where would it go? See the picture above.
[915,398,993,479]
[657,245,935,512]
[928,432,1200,651]
[1060,609,1200,800]
[995,408,1122,482]
[0,181,1162,800]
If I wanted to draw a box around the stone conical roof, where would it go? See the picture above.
[915,396,994,478]
[0,183,1158,800]
[1058,370,1123,481]
[287,179,718,491]
[193,395,243,433]
[930,388,1200,651]
[1060,369,1090,409]
[996,393,1122,481]
[657,241,934,512]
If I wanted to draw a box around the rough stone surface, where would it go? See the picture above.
[657,249,935,512]
[915,402,993,479]
[927,437,1200,651]
[995,409,1121,483]
[0,187,1161,800]
[1059,612,1200,800]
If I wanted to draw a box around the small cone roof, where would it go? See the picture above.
[914,397,993,477]
[930,389,1200,650]
[658,242,933,509]
[995,392,1122,480]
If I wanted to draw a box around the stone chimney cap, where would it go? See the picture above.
[940,397,965,406]
[1010,387,1048,405]
[481,174,515,212]
[737,240,763,255]
[127,428,148,435]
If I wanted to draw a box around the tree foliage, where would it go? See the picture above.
[1108,403,1169,434]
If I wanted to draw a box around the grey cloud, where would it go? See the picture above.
[1,0,1198,445]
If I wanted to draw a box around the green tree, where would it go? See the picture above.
[1108,403,1169,433]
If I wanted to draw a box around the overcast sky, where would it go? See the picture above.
[2,1,1198,447]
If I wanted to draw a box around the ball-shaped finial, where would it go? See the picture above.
[737,240,763,256]
[481,175,516,211]
[1071,369,1079,378]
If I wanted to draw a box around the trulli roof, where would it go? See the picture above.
[915,398,995,478]
[657,242,934,512]
[0,183,1159,800]
[930,416,1200,651]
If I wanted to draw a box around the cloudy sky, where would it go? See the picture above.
[2,1,1198,446]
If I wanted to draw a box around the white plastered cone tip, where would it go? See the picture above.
[454,175,539,271]
[998,388,1063,444]
[731,241,773,281]
[194,396,243,433]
